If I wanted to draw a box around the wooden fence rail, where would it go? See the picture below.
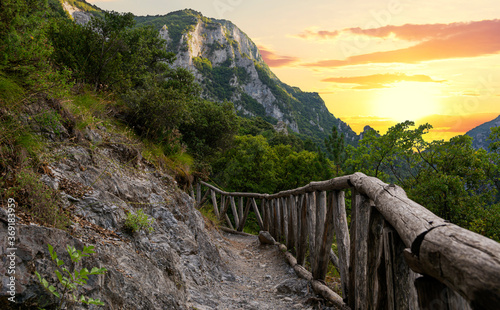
[195,173,500,310]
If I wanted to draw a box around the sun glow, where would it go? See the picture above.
[373,82,441,122]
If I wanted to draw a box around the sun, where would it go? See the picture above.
[373,82,441,122]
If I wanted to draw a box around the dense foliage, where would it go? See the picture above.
[345,121,500,240]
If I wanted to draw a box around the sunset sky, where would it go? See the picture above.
[89,0,500,140]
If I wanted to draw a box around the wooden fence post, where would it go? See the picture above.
[354,194,371,309]
[366,208,386,309]
[237,198,252,231]
[211,190,220,219]
[230,196,239,229]
[297,194,308,266]
[312,191,335,281]
[332,190,350,301]
[287,195,297,252]
[251,198,264,230]
[307,191,317,272]
[262,199,269,231]
[414,276,472,310]
[283,197,289,246]
[196,182,201,204]
[238,197,244,223]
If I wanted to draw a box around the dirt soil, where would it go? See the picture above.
[205,230,339,310]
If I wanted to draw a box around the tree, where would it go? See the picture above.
[213,135,277,193]
[0,0,66,92]
[345,121,499,239]
[325,125,345,175]
[179,100,238,159]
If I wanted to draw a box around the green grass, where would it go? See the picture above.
[0,73,24,108]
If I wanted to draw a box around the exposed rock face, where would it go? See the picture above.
[466,115,500,150]
[62,1,92,25]
[154,10,359,144]
[0,127,232,309]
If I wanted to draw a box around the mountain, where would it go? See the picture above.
[466,115,500,150]
[135,10,358,145]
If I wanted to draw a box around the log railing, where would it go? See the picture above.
[195,173,500,310]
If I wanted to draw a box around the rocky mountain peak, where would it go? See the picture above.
[144,10,358,145]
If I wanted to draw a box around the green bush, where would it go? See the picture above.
[124,209,155,233]
[36,243,107,309]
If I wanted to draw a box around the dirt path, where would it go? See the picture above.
[199,231,336,310]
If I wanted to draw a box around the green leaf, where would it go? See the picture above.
[56,258,64,267]
[41,278,49,288]
[35,271,42,282]
[89,298,105,305]
[83,245,95,254]
[90,267,107,274]
[55,270,63,283]
[48,244,57,261]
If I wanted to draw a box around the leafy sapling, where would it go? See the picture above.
[36,243,107,309]
[124,208,155,233]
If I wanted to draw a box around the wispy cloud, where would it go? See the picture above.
[301,20,500,67]
[295,29,340,40]
[321,73,445,89]
[258,45,299,67]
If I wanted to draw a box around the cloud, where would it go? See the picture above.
[295,29,340,40]
[258,45,299,67]
[301,20,500,67]
[321,73,445,89]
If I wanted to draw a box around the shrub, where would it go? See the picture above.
[124,208,154,233]
[36,243,107,309]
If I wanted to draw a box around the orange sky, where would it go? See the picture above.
[259,18,500,139]
[90,0,500,139]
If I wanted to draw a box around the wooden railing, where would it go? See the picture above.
[195,172,500,310]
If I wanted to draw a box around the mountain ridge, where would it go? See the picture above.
[62,4,360,145]
[135,9,359,145]
[466,114,500,150]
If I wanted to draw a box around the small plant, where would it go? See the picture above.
[124,208,155,233]
[36,244,107,309]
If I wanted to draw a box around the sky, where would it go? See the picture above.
[88,0,500,140]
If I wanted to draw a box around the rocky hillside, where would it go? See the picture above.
[135,10,358,145]
[466,115,500,150]
[0,96,237,309]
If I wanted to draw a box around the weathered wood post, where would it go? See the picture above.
[239,198,252,231]
[211,190,220,219]
[287,195,296,252]
[312,191,336,280]
[230,196,239,229]
[251,198,264,230]
[307,191,317,271]
[196,182,201,204]
[332,190,350,300]
[297,194,308,266]
[283,196,289,246]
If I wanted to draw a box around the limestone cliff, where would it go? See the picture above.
[139,9,359,145]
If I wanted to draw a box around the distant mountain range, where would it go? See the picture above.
[466,115,500,150]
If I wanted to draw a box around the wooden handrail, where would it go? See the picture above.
[196,173,500,310]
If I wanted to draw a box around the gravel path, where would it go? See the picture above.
[193,231,336,310]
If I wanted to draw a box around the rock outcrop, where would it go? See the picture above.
[0,126,233,309]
